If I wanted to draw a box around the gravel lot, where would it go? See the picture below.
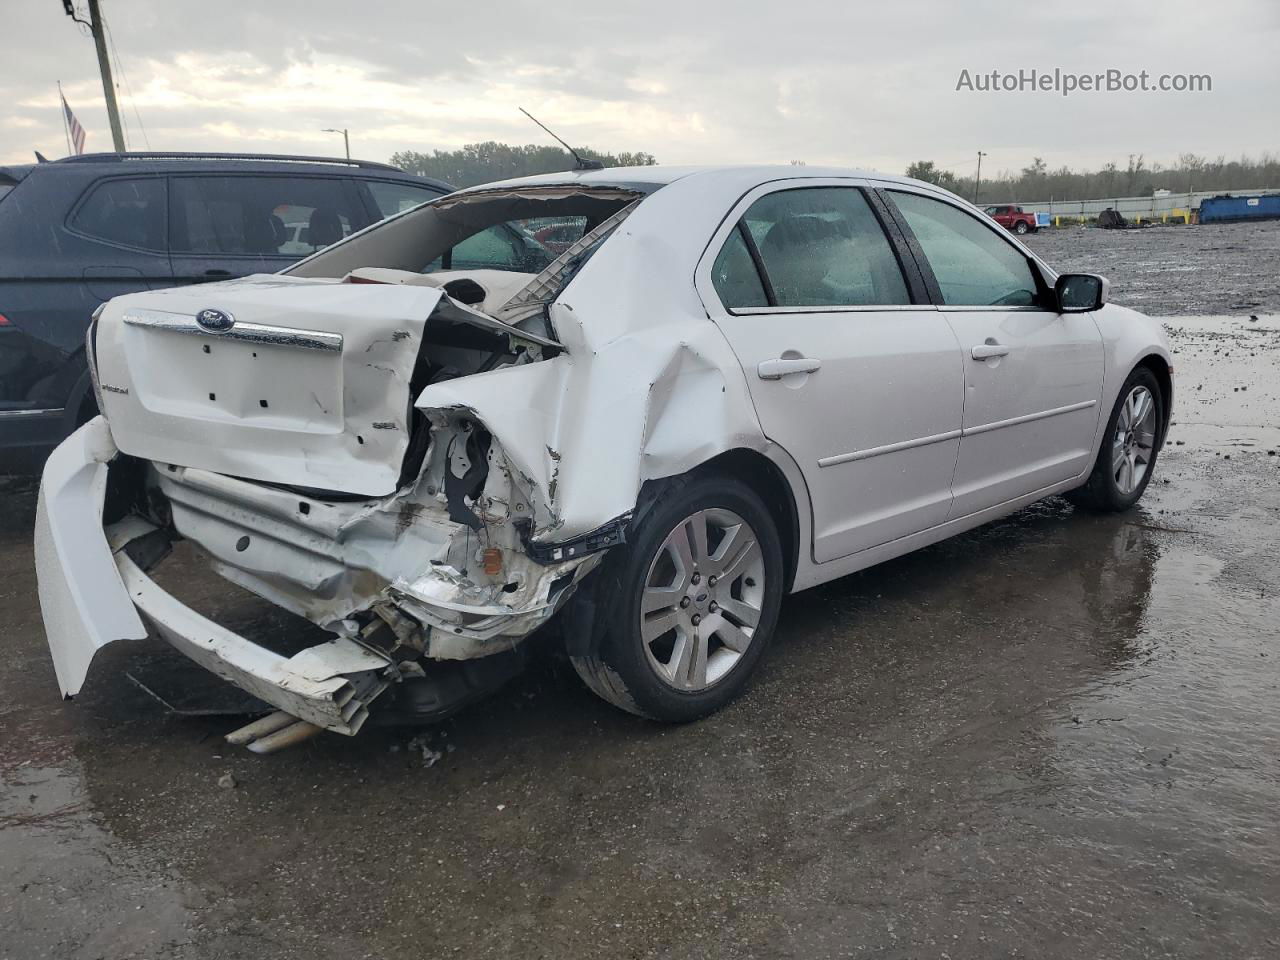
[2,221,1278,960]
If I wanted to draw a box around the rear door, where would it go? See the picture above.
[881,186,1104,516]
[168,174,372,284]
[0,173,172,425]
[697,180,965,563]
[66,175,174,298]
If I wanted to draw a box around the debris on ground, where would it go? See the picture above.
[406,734,444,768]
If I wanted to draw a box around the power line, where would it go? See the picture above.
[102,9,151,150]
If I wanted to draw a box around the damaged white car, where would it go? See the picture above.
[36,165,1173,750]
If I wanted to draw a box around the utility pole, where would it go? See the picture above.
[63,0,126,152]
[323,128,350,159]
[973,151,987,203]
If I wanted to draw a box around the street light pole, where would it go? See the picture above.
[973,151,987,203]
[322,128,350,160]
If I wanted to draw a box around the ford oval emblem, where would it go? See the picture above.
[196,308,235,332]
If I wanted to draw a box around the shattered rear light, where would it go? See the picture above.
[0,313,10,326]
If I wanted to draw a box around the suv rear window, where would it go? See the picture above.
[171,176,369,256]
[69,177,166,250]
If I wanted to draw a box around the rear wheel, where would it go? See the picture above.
[571,474,784,722]
[1067,367,1163,512]
[1014,220,1030,235]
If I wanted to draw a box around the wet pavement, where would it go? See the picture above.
[3,229,1280,958]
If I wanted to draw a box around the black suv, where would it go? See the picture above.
[0,152,451,469]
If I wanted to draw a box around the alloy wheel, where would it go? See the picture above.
[1112,385,1157,494]
[639,508,766,691]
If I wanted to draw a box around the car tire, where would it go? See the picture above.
[1015,221,1029,235]
[1066,367,1163,512]
[570,472,785,722]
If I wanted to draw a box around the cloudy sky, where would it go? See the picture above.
[4,0,1278,178]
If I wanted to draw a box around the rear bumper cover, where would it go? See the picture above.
[35,418,393,734]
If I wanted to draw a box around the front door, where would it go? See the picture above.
[884,188,1104,517]
[699,183,965,563]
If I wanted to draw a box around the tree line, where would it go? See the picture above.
[389,142,657,188]
[905,153,1280,203]
[387,141,1278,201]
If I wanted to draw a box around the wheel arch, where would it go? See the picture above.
[685,448,802,594]
[1133,353,1173,449]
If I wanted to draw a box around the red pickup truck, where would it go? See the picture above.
[984,204,1038,234]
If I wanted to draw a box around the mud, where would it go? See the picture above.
[3,227,1279,958]
[1026,218,1280,316]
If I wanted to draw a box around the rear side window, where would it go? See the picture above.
[730,187,910,308]
[711,226,768,308]
[70,177,166,250]
[889,190,1039,307]
[365,180,442,219]
[170,176,369,256]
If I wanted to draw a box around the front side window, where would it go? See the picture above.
[889,191,1040,307]
[365,179,442,219]
[731,187,910,307]
[170,176,370,256]
[70,177,166,250]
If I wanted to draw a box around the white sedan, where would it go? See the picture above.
[36,165,1171,750]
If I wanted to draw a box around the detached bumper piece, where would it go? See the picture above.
[115,545,393,735]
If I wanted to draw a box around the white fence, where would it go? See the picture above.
[1006,187,1280,219]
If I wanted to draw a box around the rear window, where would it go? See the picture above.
[426,217,588,275]
[170,175,370,256]
[69,177,166,250]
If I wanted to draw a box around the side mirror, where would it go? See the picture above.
[1055,273,1109,313]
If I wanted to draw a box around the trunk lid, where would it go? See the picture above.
[93,275,444,497]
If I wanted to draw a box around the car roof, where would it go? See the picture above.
[8,152,452,192]
[454,163,954,197]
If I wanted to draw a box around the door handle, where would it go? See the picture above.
[971,342,1011,360]
[758,357,822,380]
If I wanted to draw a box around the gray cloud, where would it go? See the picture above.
[3,0,1277,176]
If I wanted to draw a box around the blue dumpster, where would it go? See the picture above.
[1199,194,1280,223]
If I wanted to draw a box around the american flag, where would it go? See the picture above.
[61,92,86,155]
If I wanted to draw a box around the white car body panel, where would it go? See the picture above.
[93,276,439,498]
[34,417,148,696]
[33,164,1172,735]
[943,307,1105,517]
